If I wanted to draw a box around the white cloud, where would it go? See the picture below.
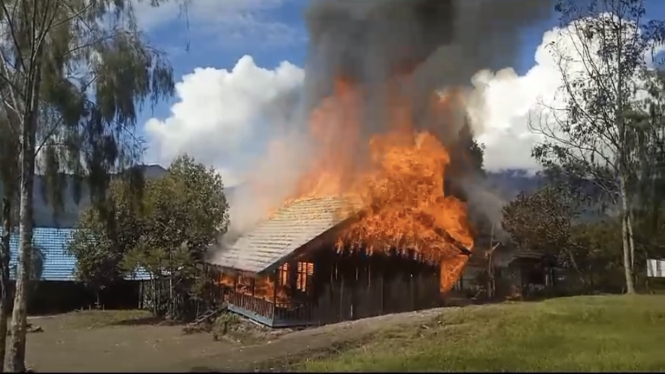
[466,27,565,172]
[144,55,304,186]
[468,15,660,173]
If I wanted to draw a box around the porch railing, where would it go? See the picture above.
[226,290,275,319]
[274,301,313,324]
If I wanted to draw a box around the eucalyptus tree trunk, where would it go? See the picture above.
[627,208,636,271]
[0,198,12,372]
[7,116,37,373]
[6,48,42,373]
[619,174,636,294]
[615,18,635,295]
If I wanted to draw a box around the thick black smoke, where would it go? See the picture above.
[302,0,554,237]
[304,0,553,90]
[304,0,553,129]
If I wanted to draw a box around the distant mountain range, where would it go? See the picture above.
[484,169,542,199]
[0,168,545,229]
[488,169,616,222]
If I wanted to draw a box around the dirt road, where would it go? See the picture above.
[25,307,447,372]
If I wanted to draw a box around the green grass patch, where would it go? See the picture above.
[298,295,665,372]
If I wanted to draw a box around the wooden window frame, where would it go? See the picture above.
[296,262,314,293]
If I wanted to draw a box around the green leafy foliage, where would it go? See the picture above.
[502,184,581,264]
[1,0,182,215]
[502,178,624,291]
[569,220,624,290]
[71,155,229,319]
[68,178,143,295]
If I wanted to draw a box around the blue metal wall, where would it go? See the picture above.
[4,227,150,281]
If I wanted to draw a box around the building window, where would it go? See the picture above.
[279,263,289,286]
[236,275,253,295]
[296,262,314,292]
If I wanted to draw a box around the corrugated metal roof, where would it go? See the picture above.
[4,227,150,281]
[211,197,353,274]
[8,228,77,281]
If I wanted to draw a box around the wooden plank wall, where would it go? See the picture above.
[275,248,442,327]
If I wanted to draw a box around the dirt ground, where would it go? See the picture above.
[24,307,446,372]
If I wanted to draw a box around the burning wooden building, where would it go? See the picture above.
[208,54,484,327]
[210,196,472,328]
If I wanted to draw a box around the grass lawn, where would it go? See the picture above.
[297,295,665,372]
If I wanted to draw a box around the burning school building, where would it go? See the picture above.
[210,79,476,327]
[212,196,472,328]
[208,0,554,327]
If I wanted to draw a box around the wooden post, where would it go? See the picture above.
[380,270,385,313]
[270,271,278,322]
[138,282,143,309]
[289,261,297,295]
[410,254,415,311]
[339,269,345,320]
[272,271,278,303]
[329,260,335,304]
[413,270,420,310]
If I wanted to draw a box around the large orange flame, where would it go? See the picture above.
[283,77,475,293]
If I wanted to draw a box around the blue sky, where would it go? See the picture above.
[133,0,664,185]
[136,0,311,128]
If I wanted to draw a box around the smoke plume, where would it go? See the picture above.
[303,0,552,232]
[222,0,554,245]
[222,86,310,238]
[303,0,553,125]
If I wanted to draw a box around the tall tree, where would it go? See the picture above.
[502,184,583,279]
[68,177,145,307]
[0,0,179,370]
[0,113,18,373]
[630,70,665,272]
[122,155,230,319]
[530,0,665,294]
[503,176,625,292]
[71,155,229,320]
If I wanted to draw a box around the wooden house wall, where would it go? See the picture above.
[272,248,442,327]
[218,247,572,328]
